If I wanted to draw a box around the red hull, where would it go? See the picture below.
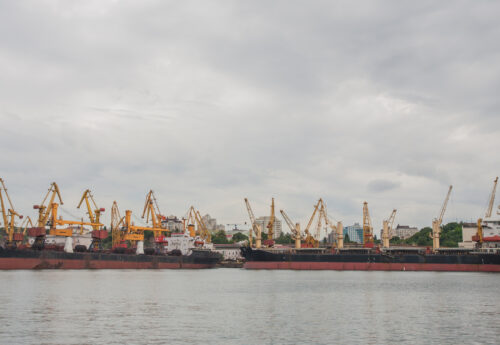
[0,258,214,270]
[244,261,500,272]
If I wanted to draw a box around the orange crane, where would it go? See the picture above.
[244,198,261,248]
[382,209,397,248]
[303,199,325,248]
[280,209,302,249]
[0,178,24,247]
[110,201,126,249]
[362,202,374,247]
[431,185,453,251]
[142,190,167,232]
[183,206,211,242]
[30,182,103,250]
[196,210,211,243]
[77,189,107,251]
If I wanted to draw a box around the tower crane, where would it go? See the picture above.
[77,189,107,251]
[280,209,302,249]
[0,178,24,247]
[382,209,397,248]
[362,202,374,247]
[431,185,453,251]
[244,198,261,248]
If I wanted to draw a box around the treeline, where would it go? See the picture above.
[389,222,463,247]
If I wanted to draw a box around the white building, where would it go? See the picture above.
[459,223,478,249]
[392,225,419,239]
[213,244,243,261]
[255,216,282,239]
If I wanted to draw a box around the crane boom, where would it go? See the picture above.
[0,178,23,245]
[244,198,261,248]
[437,185,453,224]
[280,209,295,231]
[77,189,104,231]
[362,202,374,246]
[280,209,302,249]
[485,177,498,218]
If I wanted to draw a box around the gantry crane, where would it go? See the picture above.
[280,209,303,249]
[431,185,453,251]
[30,182,103,250]
[0,178,24,247]
[362,202,374,247]
[244,198,261,248]
[382,209,397,248]
[77,189,107,250]
[475,177,498,246]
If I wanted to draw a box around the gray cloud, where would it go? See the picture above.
[0,1,499,231]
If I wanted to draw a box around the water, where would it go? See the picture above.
[0,269,499,345]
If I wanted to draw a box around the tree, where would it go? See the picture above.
[344,233,351,243]
[212,230,230,244]
[275,233,293,244]
[231,232,248,243]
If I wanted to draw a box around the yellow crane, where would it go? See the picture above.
[318,201,343,249]
[0,178,24,247]
[476,177,498,246]
[77,189,105,230]
[280,209,303,249]
[184,206,211,243]
[244,198,261,248]
[196,210,211,243]
[303,199,327,248]
[142,190,166,231]
[266,198,275,243]
[77,189,108,250]
[31,182,103,250]
[110,201,126,249]
[362,202,374,247]
[382,209,397,248]
[431,185,453,251]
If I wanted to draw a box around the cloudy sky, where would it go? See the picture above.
[1,1,499,233]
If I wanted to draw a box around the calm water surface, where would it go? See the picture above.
[0,269,499,345]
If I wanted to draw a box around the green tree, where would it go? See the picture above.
[344,233,351,243]
[212,230,230,244]
[275,232,293,244]
[231,232,248,243]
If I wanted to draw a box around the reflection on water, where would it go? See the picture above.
[0,270,499,345]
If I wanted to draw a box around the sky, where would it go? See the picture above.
[1,0,499,234]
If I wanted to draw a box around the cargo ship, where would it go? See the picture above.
[240,247,500,272]
[0,247,221,270]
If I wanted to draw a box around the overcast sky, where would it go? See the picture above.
[1,1,499,233]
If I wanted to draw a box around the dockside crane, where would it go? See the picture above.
[110,201,126,249]
[265,198,276,246]
[0,178,24,247]
[31,182,104,251]
[362,202,374,247]
[280,209,303,249]
[244,198,261,248]
[142,190,167,231]
[431,185,453,251]
[77,189,107,251]
[475,177,498,246]
[318,201,343,249]
[303,199,328,248]
[382,209,397,248]
[184,206,212,243]
[196,210,211,243]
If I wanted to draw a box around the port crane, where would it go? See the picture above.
[31,182,103,250]
[244,198,262,248]
[0,178,24,247]
[266,198,276,245]
[303,199,331,248]
[184,206,211,242]
[362,202,374,247]
[280,209,303,249]
[77,189,107,250]
[382,209,397,248]
[142,190,167,231]
[475,177,498,245]
[318,202,344,249]
[431,185,453,251]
